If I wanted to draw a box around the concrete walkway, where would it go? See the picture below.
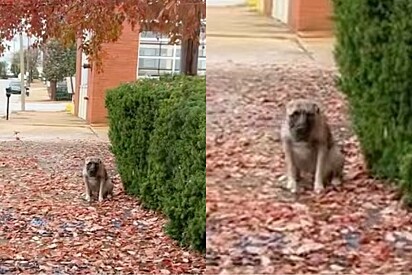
[26,80,52,102]
[207,6,336,68]
[0,111,101,141]
[207,6,294,40]
[0,79,68,117]
[297,37,336,68]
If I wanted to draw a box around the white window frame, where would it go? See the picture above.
[137,28,207,78]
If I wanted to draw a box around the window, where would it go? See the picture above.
[139,47,173,57]
[175,45,206,58]
[199,59,206,70]
[139,69,171,77]
[138,30,207,78]
[174,59,206,71]
[139,59,173,70]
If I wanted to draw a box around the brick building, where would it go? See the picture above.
[249,0,333,36]
[72,22,206,125]
[73,24,140,125]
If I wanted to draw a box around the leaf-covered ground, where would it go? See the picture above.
[206,64,412,274]
[0,140,205,274]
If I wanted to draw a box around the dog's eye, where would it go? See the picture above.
[291,111,300,118]
[307,112,314,117]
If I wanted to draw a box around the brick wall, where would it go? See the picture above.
[289,0,333,34]
[74,23,140,124]
[85,23,140,125]
[262,0,272,17]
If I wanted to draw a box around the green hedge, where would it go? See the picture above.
[105,75,205,251]
[333,0,412,202]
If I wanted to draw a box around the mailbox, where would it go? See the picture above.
[5,87,11,120]
[5,87,11,97]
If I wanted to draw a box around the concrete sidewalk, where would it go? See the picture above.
[207,6,294,40]
[0,80,69,117]
[207,6,336,68]
[296,37,336,68]
[90,126,110,142]
[0,111,102,141]
[26,80,51,102]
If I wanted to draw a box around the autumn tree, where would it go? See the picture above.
[10,56,19,77]
[0,61,7,78]
[0,0,206,75]
[42,39,76,101]
[10,48,40,80]
[26,47,41,82]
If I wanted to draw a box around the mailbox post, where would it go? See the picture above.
[5,87,11,120]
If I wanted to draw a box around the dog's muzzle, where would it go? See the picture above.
[87,163,99,177]
[293,127,310,141]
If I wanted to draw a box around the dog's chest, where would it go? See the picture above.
[292,141,316,154]
[291,141,318,172]
[87,177,100,190]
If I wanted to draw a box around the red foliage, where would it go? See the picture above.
[0,139,205,274]
[206,64,412,274]
[0,0,206,69]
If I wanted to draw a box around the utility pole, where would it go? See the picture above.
[26,36,30,87]
[19,33,25,111]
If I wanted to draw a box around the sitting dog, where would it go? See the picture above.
[82,156,113,202]
[280,99,344,193]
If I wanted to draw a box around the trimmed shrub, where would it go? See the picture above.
[400,152,412,206]
[105,75,205,251]
[333,0,412,199]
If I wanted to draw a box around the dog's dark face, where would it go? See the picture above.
[85,157,102,177]
[286,100,320,142]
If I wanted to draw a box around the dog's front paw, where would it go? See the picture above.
[286,178,297,193]
[85,194,91,202]
[314,182,324,194]
[331,177,342,187]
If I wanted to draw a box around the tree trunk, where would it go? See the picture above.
[180,7,202,76]
[50,80,57,101]
[180,38,199,76]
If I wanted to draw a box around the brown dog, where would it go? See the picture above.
[82,156,113,202]
[280,99,344,193]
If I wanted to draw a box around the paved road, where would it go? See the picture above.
[0,79,67,117]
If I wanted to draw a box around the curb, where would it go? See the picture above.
[294,36,338,70]
[294,37,316,61]
[89,126,110,142]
